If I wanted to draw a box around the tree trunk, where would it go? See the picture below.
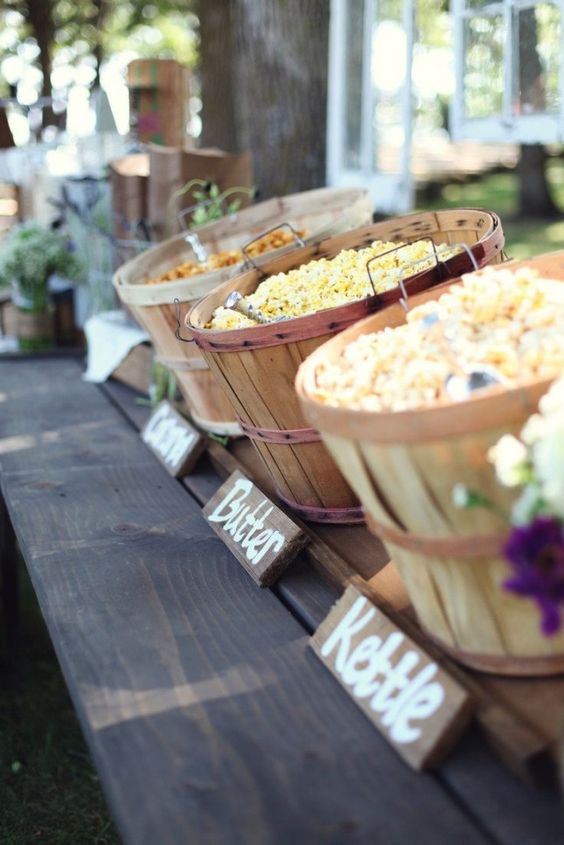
[25,0,56,128]
[517,144,559,218]
[198,0,329,198]
[516,8,559,218]
[198,0,239,151]
[93,0,109,87]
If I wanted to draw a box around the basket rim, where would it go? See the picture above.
[295,251,564,444]
[187,207,504,351]
[112,186,372,306]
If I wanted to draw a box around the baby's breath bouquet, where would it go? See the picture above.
[0,222,81,313]
[455,376,564,635]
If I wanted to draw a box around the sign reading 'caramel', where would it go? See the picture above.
[312,584,472,769]
[203,470,308,586]
[142,401,206,477]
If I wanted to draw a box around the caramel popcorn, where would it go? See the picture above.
[144,227,306,285]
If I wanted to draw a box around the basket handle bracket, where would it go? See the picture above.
[240,222,305,272]
[174,298,195,344]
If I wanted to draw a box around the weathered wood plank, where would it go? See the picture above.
[0,358,149,473]
[2,462,490,845]
[69,362,564,841]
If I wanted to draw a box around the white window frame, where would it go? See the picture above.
[326,0,415,214]
[451,0,564,143]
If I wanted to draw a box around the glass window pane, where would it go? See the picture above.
[513,3,560,116]
[463,14,504,118]
[465,1,498,10]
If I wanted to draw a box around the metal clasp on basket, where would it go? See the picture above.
[240,222,305,273]
[174,298,195,343]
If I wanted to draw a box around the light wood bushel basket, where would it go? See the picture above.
[188,208,505,522]
[296,251,564,675]
[113,187,373,435]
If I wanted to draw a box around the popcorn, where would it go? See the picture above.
[144,228,306,285]
[208,239,455,330]
[313,267,564,412]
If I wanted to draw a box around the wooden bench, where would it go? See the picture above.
[1,354,564,845]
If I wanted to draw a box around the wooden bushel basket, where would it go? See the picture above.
[113,187,372,435]
[296,251,564,674]
[188,208,505,522]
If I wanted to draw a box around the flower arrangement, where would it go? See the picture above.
[455,376,564,635]
[0,221,81,313]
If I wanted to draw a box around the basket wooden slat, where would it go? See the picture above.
[188,208,505,522]
[113,187,372,434]
[296,251,564,673]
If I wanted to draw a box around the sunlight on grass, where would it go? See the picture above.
[421,158,564,260]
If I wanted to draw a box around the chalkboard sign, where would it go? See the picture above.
[203,470,308,586]
[142,401,206,477]
[312,584,472,769]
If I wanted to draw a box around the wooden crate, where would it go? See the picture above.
[127,59,191,148]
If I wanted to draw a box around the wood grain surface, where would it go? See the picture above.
[2,357,564,845]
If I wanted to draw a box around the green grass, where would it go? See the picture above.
[0,563,119,845]
[419,157,564,259]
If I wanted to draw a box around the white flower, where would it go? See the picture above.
[538,376,564,416]
[488,434,528,487]
[532,433,564,519]
[520,413,546,446]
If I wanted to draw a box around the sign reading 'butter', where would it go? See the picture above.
[311,584,472,769]
[203,470,308,586]
[142,400,206,477]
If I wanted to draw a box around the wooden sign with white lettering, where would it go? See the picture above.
[311,584,472,770]
[141,400,206,477]
[203,470,308,586]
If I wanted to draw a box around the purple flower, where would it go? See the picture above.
[503,516,564,635]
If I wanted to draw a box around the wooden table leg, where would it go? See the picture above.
[0,495,19,663]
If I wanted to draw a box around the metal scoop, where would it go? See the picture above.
[184,231,208,262]
[224,291,270,324]
[420,312,504,400]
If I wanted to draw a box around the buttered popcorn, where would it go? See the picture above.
[209,239,454,329]
[313,267,564,412]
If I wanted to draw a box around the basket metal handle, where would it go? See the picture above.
[240,222,305,272]
[174,298,195,344]
[366,238,455,312]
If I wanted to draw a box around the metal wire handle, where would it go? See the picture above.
[365,237,443,310]
[447,241,480,272]
[240,222,305,272]
[174,298,195,344]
